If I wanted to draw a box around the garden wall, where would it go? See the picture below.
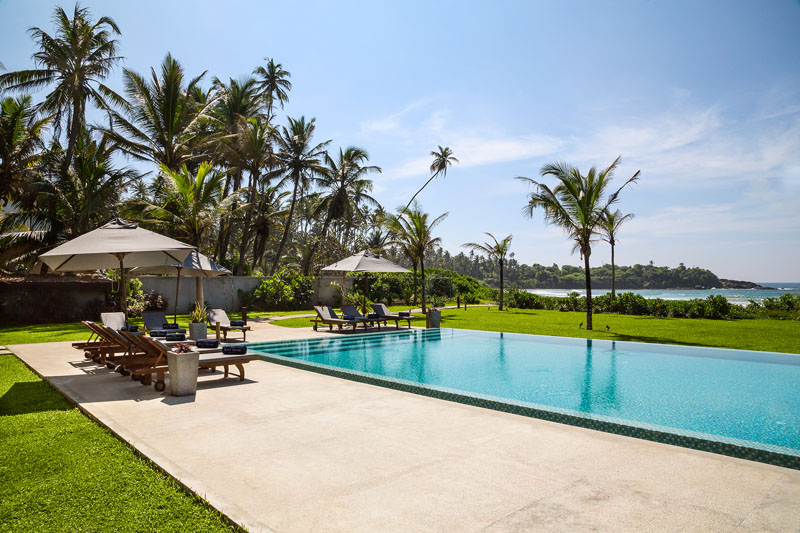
[137,275,262,313]
[0,277,111,324]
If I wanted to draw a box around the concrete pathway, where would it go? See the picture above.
[10,323,800,532]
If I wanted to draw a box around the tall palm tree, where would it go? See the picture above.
[106,54,217,173]
[253,59,291,124]
[0,4,124,168]
[124,162,240,249]
[517,156,639,330]
[0,128,137,267]
[405,145,458,210]
[271,116,329,274]
[303,146,381,274]
[250,185,289,272]
[387,203,448,313]
[462,233,513,310]
[599,208,634,300]
[1,95,51,206]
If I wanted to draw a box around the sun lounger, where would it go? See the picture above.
[341,305,386,330]
[310,306,364,332]
[72,312,127,350]
[82,322,146,370]
[141,311,186,334]
[207,308,250,341]
[134,336,257,392]
[371,303,420,328]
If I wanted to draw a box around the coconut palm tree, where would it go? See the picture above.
[302,146,381,274]
[517,156,639,330]
[0,4,124,168]
[250,185,290,272]
[0,128,137,267]
[387,203,448,313]
[0,95,51,206]
[599,208,634,300]
[405,145,458,210]
[105,54,217,173]
[124,162,240,250]
[271,116,329,274]
[462,233,513,310]
[253,58,291,124]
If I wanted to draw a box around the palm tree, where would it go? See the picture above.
[125,162,240,249]
[271,116,329,274]
[0,4,124,168]
[462,233,513,310]
[106,54,217,173]
[405,146,458,210]
[253,59,291,124]
[517,156,639,330]
[387,203,448,313]
[303,147,381,274]
[0,128,136,267]
[250,185,289,272]
[0,95,51,206]
[599,208,634,300]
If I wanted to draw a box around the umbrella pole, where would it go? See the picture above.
[363,273,367,315]
[196,277,204,310]
[117,254,127,322]
[174,267,182,323]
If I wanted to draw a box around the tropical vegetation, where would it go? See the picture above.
[462,233,512,310]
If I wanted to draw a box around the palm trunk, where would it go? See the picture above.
[236,172,258,275]
[64,98,82,170]
[584,251,593,330]
[271,175,299,274]
[610,241,616,300]
[405,173,437,211]
[412,262,418,305]
[420,255,427,314]
[499,258,504,311]
[303,211,332,275]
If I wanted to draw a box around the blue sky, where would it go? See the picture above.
[2,0,799,281]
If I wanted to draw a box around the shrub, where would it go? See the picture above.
[616,292,648,315]
[705,294,732,319]
[143,290,167,312]
[427,276,454,299]
[250,268,315,311]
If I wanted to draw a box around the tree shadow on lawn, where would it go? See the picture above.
[0,381,73,416]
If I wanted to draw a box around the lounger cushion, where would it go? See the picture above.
[222,344,247,355]
[149,329,168,337]
[121,325,139,332]
[196,339,219,349]
[367,313,379,319]
[399,312,410,317]
[165,333,185,341]
[162,322,179,329]
[229,320,245,327]
[342,315,355,320]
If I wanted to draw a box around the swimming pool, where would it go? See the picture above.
[249,329,800,466]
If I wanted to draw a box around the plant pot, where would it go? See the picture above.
[188,322,207,340]
[167,351,199,396]
[426,310,441,329]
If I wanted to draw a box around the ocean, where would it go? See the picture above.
[525,283,800,306]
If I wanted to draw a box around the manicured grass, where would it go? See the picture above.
[272,306,800,353]
[0,354,234,531]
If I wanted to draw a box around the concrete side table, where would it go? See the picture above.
[167,351,200,396]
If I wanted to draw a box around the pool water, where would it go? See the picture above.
[249,329,800,455]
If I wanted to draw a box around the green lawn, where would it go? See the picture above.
[272,307,800,353]
[0,354,233,531]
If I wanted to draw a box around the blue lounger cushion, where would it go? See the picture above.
[229,320,245,327]
[399,312,411,317]
[162,322,179,329]
[165,333,185,341]
[222,344,247,355]
[149,329,168,337]
[121,325,138,332]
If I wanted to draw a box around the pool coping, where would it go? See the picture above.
[253,329,800,471]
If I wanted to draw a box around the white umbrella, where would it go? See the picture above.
[131,250,231,321]
[39,218,195,316]
[320,250,410,310]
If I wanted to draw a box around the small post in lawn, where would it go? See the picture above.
[215,322,221,343]
[457,296,460,309]
[242,307,248,325]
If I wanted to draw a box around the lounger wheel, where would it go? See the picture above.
[119,368,130,377]
[154,381,165,392]
[84,351,93,359]
[106,362,115,370]
[92,353,100,362]
[131,373,141,381]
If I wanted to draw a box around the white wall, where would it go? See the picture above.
[137,275,262,313]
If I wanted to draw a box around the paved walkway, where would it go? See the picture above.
[10,322,800,532]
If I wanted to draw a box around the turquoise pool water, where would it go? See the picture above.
[249,329,800,455]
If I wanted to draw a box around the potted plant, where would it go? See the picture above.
[167,342,199,396]
[188,302,208,340]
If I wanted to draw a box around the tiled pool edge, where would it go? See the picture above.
[257,353,800,471]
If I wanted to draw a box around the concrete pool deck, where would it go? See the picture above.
[10,323,800,532]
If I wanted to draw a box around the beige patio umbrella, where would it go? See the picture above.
[131,250,231,322]
[39,218,195,316]
[320,250,410,311]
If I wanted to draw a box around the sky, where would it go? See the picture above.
[2,0,799,281]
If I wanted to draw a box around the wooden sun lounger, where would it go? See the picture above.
[81,322,142,368]
[142,311,186,334]
[371,303,420,329]
[310,306,364,332]
[341,305,386,330]
[134,336,256,392]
